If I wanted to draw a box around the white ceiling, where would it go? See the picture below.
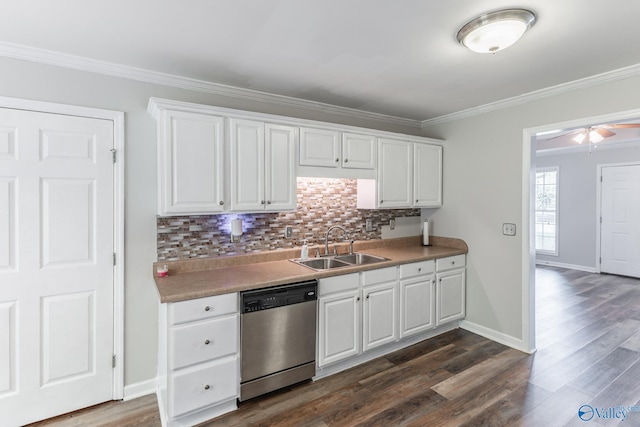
[2,0,640,123]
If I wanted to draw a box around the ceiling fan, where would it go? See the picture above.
[542,123,640,146]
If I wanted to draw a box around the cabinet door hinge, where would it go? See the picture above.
[113,253,117,266]
[110,148,117,163]
[112,354,116,368]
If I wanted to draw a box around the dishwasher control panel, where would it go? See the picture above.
[241,280,317,313]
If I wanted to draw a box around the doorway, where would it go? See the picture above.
[0,97,124,425]
[522,108,640,353]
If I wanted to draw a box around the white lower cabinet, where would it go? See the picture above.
[399,260,436,338]
[318,256,465,370]
[362,267,398,351]
[318,273,360,367]
[436,255,466,324]
[158,293,239,427]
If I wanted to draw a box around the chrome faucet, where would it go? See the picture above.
[324,225,351,256]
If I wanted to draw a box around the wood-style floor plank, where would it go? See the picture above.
[29,266,640,427]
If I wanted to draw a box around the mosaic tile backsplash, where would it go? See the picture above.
[157,177,420,261]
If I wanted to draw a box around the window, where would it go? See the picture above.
[535,167,558,255]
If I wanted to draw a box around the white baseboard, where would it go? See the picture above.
[123,378,157,401]
[459,320,532,354]
[535,259,597,273]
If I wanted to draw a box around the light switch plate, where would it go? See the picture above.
[365,219,373,232]
[285,226,293,238]
[502,223,516,236]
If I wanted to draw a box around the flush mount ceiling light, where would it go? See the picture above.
[457,9,537,53]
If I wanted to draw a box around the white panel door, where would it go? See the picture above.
[229,118,265,211]
[0,108,114,426]
[601,165,640,278]
[265,124,296,211]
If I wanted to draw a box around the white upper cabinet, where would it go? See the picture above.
[299,127,376,178]
[358,139,443,209]
[229,119,296,212]
[341,132,376,170]
[413,143,442,207]
[265,124,297,211]
[149,98,443,214]
[377,138,412,208]
[156,109,225,215]
[299,127,340,168]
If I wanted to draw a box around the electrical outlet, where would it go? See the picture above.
[365,219,373,232]
[285,226,293,238]
[390,219,396,230]
[502,223,516,236]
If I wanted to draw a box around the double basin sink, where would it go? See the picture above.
[291,252,388,270]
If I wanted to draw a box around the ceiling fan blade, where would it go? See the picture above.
[593,128,616,138]
[541,129,583,142]
[604,123,640,129]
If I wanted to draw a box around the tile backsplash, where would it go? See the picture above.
[157,177,420,261]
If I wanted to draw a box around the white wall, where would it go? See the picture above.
[536,145,640,270]
[422,74,640,347]
[0,56,421,389]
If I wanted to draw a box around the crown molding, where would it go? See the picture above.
[0,41,421,129]
[421,62,640,128]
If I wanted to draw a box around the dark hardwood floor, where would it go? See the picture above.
[29,266,640,427]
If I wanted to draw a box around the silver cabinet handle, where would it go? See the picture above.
[219,201,224,205]
[261,200,265,205]
[204,306,211,312]
[356,296,361,302]
[204,384,211,390]
[204,339,211,345]
[418,267,422,272]
[366,294,370,299]
[335,158,339,163]
[344,159,349,163]
[452,261,455,265]
[267,200,271,204]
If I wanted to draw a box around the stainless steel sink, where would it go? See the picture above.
[334,253,388,265]
[291,252,388,270]
[294,257,351,270]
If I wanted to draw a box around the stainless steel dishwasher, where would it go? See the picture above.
[240,279,318,401]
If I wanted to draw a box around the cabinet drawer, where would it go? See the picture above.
[362,266,397,287]
[170,315,238,370]
[319,273,359,296]
[436,255,466,272]
[399,260,435,279]
[170,358,238,418]
[170,293,237,325]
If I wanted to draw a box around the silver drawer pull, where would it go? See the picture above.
[451,261,455,265]
[204,339,211,345]
[204,306,211,312]
[418,267,422,272]
[204,384,211,390]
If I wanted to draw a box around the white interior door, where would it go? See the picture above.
[600,164,640,278]
[0,107,115,425]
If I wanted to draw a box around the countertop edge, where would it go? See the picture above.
[153,236,467,304]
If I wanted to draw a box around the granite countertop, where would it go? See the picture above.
[153,236,468,303]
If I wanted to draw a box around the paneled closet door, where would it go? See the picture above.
[0,107,115,426]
